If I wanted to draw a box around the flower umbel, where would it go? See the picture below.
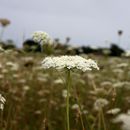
[94,98,109,111]
[113,111,130,130]
[107,108,120,115]
[32,31,51,44]
[0,46,4,52]
[41,55,99,72]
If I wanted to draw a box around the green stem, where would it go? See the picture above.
[74,89,86,130]
[66,70,71,130]
[98,110,101,130]
[101,109,107,130]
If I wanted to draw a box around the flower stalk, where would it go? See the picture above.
[66,70,71,130]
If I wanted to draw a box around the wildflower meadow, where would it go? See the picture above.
[0,31,130,130]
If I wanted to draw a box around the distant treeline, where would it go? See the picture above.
[0,39,126,57]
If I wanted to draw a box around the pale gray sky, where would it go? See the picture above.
[0,0,130,49]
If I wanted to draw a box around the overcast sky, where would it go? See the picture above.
[0,0,130,49]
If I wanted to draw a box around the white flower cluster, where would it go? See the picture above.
[32,31,51,44]
[71,104,79,110]
[6,61,19,71]
[123,50,130,57]
[113,111,130,130]
[62,89,70,98]
[107,108,120,115]
[0,94,6,110]
[41,55,99,72]
[0,46,4,52]
[94,98,109,111]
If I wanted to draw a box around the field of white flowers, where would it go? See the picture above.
[0,49,130,130]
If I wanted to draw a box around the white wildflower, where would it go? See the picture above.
[113,68,124,74]
[71,104,79,110]
[107,108,121,115]
[94,98,109,111]
[32,31,51,44]
[6,62,15,66]
[18,79,26,84]
[113,81,130,89]
[54,78,64,84]
[41,55,99,72]
[37,73,48,82]
[62,89,70,98]
[0,94,6,110]
[113,111,130,130]
[22,56,33,62]
[12,74,20,78]
[37,77,48,82]
[4,49,14,54]
[6,62,19,71]
[116,63,128,68]
[1,69,8,74]
[82,110,88,114]
[23,85,30,91]
[123,50,130,57]
[100,81,113,87]
[0,46,4,52]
